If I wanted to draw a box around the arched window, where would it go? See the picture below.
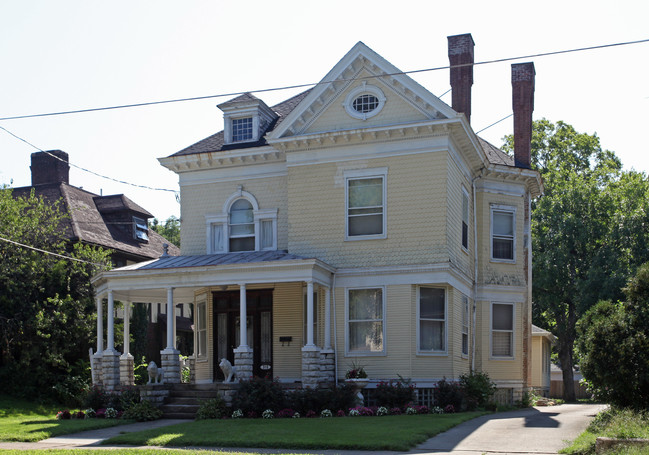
[205,189,278,254]
[229,199,255,252]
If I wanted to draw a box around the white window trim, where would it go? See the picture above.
[343,83,386,120]
[224,113,260,144]
[461,187,470,253]
[344,167,388,241]
[490,204,517,263]
[205,190,277,253]
[416,286,448,356]
[345,286,386,356]
[195,300,208,361]
[490,302,515,360]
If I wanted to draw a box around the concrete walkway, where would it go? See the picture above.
[0,403,606,454]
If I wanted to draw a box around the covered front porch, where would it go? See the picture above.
[90,251,336,391]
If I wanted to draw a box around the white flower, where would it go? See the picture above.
[432,406,444,414]
[349,408,360,416]
[105,407,118,419]
[262,409,274,419]
[377,406,388,416]
[232,409,243,419]
[292,412,300,418]
[320,409,332,418]
[406,407,417,415]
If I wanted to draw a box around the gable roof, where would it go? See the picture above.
[11,183,179,261]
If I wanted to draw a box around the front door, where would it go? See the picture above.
[212,290,273,380]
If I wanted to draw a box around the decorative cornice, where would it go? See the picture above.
[158,147,285,173]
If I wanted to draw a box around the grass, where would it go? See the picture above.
[0,450,266,455]
[0,395,131,442]
[104,412,486,451]
[561,408,649,455]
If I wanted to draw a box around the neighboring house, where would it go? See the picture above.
[11,151,185,364]
[550,364,590,399]
[530,325,555,396]
[91,34,542,402]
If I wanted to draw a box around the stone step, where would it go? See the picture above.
[161,411,196,420]
[168,390,221,399]
[161,403,200,415]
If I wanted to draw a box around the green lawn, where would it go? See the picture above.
[0,396,131,442]
[104,412,486,451]
[0,450,259,455]
[561,408,649,455]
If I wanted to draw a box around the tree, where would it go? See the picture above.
[0,187,111,400]
[503,119,649,401]
[149,215,180,247]
[577,263,649,409]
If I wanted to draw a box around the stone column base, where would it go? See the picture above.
[319,349,335,385]
[101,350,121,391]
[161,349,181,384]
[234,346,253,381]
[301,346,321,388]
[91,352,103,386]
[120,353,134,386]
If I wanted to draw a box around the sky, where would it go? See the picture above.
[1,1,647,222]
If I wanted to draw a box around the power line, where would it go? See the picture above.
[0,235,105,266]
[0,125,178,193]
[476,114,513,134]
[1,38,647,122]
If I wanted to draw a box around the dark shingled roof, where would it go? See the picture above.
[172,89,312,157]
[11,183,179,261]
[172,88,515,167]
[116,250,311,271]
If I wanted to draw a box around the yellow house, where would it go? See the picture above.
[91,34,542,403]
[531,325,555,396]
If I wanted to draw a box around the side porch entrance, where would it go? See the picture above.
[213,289,273,380]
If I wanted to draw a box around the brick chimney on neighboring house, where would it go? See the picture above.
[448,33,475,123]
[511,63,535,168]
[31,150,70,186]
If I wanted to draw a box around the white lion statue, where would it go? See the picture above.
[147,361,165,384]
[219,358,237,382]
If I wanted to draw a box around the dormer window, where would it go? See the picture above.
[232,117,253,142]
[218,93,278,146]
[133,217,149,242]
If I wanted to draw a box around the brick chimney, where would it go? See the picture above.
[448,33,475,123]
[31,150,70,186]
[511,63,535,169]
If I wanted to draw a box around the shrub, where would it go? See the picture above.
[287,384,356,415]
[133,358,149,386]
[374,378,415,409]
[122,400,163,421]
[459,371,496,410]
[277,408,296,418]
[56,410,71,420]
[84,386,108,410]
[118,386,141,411]
[444,404,455,414]
[336,409,345,417]
[73,410,85,419]
[435,378,463,410]
[232,377,286,415]
[195,397,227,420]
[389,407,402,415]
[52,374,91,408]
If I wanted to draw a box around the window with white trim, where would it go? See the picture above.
[347,288,384,354]
[491,206,515,261]
[196,301,207,359]
[461,188,470,250]
[232,117,253,142]
[303,289,319,346]
[345,168,387,240]
[344,83,386,120]
[418,287,446,353]
[462,295,469,356]
[206,190,277,254]
[491,303,514,357]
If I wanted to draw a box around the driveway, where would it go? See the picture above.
[411,403,607,455]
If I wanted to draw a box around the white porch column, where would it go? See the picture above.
[161,287,181,383]
[106,290,115,352]
[305,281,315,348]
[324,286,332,350]
[119,301,134,386]
[239,283,248,348]
[122,301,131,355]
[166,287,174,350]
[96,295,104,354]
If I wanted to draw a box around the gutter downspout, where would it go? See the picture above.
[471,169,483,372]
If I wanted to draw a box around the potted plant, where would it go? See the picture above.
[345,362,369,404]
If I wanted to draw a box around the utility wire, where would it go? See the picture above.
[0,125,178,193]
[477,114,513,134]
[0,235,105,266]
[1,38,647,122]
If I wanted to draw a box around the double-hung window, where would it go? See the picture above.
[418,287,446,353]
[229,199,255,252]
[232,117,253,142]
[347,288,384,354]
[461,188,470,250]
[491,303,514,358]
[491,205,515,261]
[345,168,387,240]
[462,296,469,356]
[196,301,207,359]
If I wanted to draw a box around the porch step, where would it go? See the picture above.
[160,385,224,419]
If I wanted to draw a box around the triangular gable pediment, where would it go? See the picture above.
[267,41,458,140]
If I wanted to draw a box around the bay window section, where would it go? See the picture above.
[491,206,515,261]
[418,287,446,353]
[345,168,387,240]
[347,288,384,354]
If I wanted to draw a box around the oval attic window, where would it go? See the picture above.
[352,94,379,114]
